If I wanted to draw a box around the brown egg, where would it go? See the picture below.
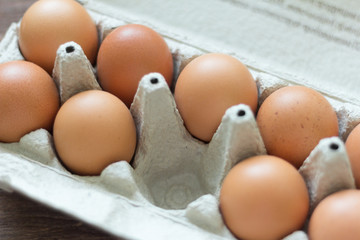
[0,61,59,143]
[97,24,173,107]
[220,155,309,240]
[309,189,360,240]
[19,0,98,74]
[345,124,360,188]
[174,53,258,142]
[257,86,339,168]
[53,90,136,176]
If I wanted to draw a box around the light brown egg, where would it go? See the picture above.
[345,124,360,188]
[309,189,360,240]
[18,0,98,74]
[0,61,59,143]
[174,53,258,142]
[256,85,339,168]
[53,90,136,176]
[220,155,309,240]
[97,24,173,107]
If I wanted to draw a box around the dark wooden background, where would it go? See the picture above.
[0,1,122,239]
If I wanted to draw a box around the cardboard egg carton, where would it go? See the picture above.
[0,0,359,239]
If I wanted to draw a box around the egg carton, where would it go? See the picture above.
[0,1,359,239]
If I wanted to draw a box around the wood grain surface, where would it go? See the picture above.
[0,1,123,239]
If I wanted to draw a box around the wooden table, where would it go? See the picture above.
[0,1,121,239]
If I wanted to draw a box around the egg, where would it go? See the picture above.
[0,61,59,143]
[256,86,339,168]
[174,53,258,142]
[97,24,173,107]
[220,155,309,240]
[53,90,136,176]
[345,123,360,188]
[308,189,360,240]
[18,0,99,74]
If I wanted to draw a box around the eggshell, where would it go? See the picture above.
[174,53,258,142]
[220,155,309,240]
[256,85,339,168]
[18,0,98,74]
[345,123,360,188]
[53,90,136,175]
[308,189,360,240]
[97,24,173,107]
[0,60,59,143]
